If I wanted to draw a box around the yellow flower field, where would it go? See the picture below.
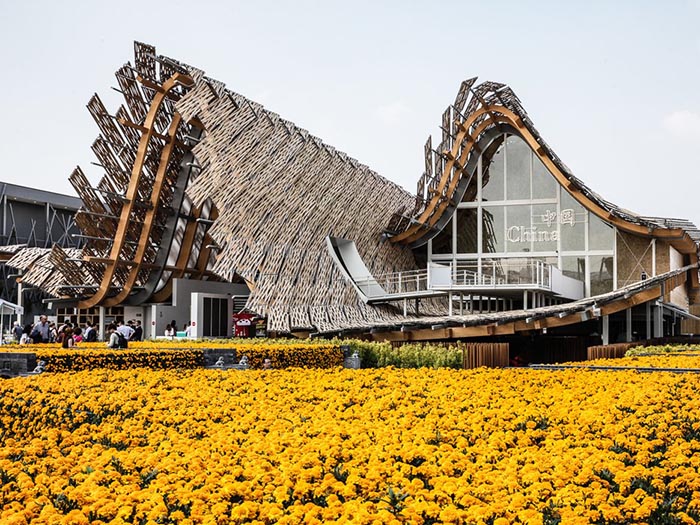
[581,355,700,369]
[2,367,700,524]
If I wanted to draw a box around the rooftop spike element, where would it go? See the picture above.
[52,44,220,307]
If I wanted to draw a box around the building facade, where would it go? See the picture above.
[10,43,700,346]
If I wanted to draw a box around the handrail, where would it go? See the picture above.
[356,258,556,299]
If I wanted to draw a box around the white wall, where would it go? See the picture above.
[149,304,180,339]
[669,246,689,308]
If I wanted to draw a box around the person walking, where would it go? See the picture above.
[12,321,23,342]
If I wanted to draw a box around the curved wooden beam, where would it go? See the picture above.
[391,104,691,250]
[101,112,183,307]
[78,72,192,309]
[390,106,494,243]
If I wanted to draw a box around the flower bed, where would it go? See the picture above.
[2,367,700,523]
[583,354,700,369]
[0,340,343,372]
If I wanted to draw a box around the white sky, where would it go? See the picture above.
[2,1,699,223]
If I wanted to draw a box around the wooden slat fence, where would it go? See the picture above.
[462,342,510,369]
[587,343,638,360]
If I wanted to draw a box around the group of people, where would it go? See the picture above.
[14,316,100,347]
[164,320,194,338]
[105,320,144,348]
[13,316,144,348]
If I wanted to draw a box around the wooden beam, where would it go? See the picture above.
[78,72,192,309]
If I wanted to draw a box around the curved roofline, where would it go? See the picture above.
[388,79,700,258]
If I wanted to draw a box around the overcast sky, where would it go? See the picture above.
[2,1,699,224]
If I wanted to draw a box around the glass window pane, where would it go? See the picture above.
[482,206,504,253]
[590,255,614,295]
[589,212,615,251]
[482,141,504,202]
[561,256,586,282]
[431,218,452,255]
[453,259,479,286]
[531,204,559,252]
[560,189,587,251]
[506,135,531,200]
[505,205,532,253]
[532,155,558,199]
[456,209,478,253]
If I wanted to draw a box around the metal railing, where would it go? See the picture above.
[355,268,430,298]
[355,259,555,300]
[449,259,551,289]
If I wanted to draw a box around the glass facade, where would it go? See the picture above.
[429,133,616,296]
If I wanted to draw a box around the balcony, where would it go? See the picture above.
[354,259,584,304]
[326,237,584,307]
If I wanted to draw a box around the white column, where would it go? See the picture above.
[98,306,106,342]
[653,303,663,338]
[626,308,632,342]
[602,315,609,345]
[16,280,22,325]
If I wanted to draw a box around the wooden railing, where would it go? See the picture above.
[462,342,510,369]
[587,343,638,360]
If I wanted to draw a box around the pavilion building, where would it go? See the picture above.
[10,42,700,351]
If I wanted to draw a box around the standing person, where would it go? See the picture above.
[85,322,98,342]
[73,327,83,343]
[12,321,23,342]
[32,315,51,343]
[62,328,75,348]
[83,323,93,342]
[164,324,175,338]
[132,320,143,341]
[116,320,134,341]
[106,324,120,348]
[170,320,178,333]
[20,324,32,345]
[56,323,71,345]
[184,321,194,337]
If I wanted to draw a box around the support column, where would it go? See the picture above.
[523,291,528,310]
[99,306,106,342]
[448,293,453,316]
[626,308,632,342]
[646,302,651,340]
[16,280,22,325]
[653,303,663,338]
[602,315,609,345]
